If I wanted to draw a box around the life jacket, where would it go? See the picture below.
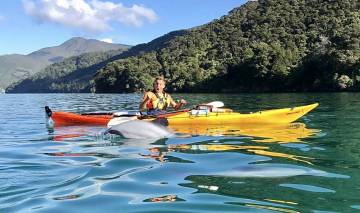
[146,91,171,111]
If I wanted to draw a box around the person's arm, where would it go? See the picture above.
[139,92,151,111]
[168,94,187,110]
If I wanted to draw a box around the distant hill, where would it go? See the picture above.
[6,30,187,93]
[92,0,360,92]
[28,37,130,62]
[0,37,130,90]
[6,50,125,93]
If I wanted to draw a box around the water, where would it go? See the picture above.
[0,93,359,212]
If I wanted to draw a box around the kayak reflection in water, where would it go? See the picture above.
[139,76,187,116]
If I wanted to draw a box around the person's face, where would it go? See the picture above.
[153,79,165,92]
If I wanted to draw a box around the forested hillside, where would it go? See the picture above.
[93,0,360,93]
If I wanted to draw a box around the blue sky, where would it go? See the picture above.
[0,0,246,55]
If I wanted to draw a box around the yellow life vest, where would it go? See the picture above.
[146,91,171,110]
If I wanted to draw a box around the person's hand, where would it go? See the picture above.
[174,99,187,110]
[179,99,187,105]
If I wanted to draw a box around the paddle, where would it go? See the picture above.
[202,101,224,108]
[106,101,225,127]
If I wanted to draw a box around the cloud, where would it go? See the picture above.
[100,38,113,43]
[22,0,158,32]
[0,15,5,21]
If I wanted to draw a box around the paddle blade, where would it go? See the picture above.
[204,101,224,108]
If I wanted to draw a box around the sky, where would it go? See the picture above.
[0,0,247,55]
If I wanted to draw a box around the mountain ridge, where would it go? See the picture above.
[6,30,188,93]
[0,37,130,90]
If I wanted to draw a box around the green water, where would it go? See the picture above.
[0,93,359,212]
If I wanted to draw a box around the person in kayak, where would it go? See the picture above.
[139,76,187,115]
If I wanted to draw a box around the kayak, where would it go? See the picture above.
[44,106,187,127]
[45,107,113,126]
[163,103,319,125]
[45,103,319,127]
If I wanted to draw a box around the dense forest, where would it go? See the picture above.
[93,0,360,93]
[8,0,360,93]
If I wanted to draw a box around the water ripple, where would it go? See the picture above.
[1,93,359,213]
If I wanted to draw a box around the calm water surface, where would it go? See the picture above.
[0,93,359,212]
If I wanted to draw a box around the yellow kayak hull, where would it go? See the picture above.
[165,103,319,125]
